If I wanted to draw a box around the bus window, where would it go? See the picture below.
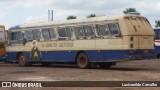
[0,30,4,42]
[32,29,41,40]
[108,23,119,35]
[97,25,110,36]
[48,28,57,40]
[74,27,85,39]
[10,31,24,45]
[42,29,50,41]
[83,25,94,37]
[58,28,67,38]
[155,31,160,39]
[66,27,72,38]
[11,32,18,40]
[25,30,34,41]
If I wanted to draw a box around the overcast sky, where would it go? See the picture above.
[0,0,159,28]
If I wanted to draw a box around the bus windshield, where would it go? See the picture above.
[0,28,4,42]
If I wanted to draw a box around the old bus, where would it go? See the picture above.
[154,28,160,58]
[6,15,156,68]
[0,25,6,61]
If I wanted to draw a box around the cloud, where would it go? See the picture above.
[24,15,48,23]
[0,0,160,27]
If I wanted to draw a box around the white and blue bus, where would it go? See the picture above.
[154,28,160,58]
[6,15,156,68]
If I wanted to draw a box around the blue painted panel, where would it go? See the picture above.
[6,49,156,63]
[155,46,160,55]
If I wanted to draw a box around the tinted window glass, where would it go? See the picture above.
[18,32,24,40]
[33,29,41,40]
[83,26,94,36]
[58,28,67,37]
[48,28,57,39]
[42,29,50,40]
[66,27,72,38]
[108,24,119,35]
[0,28,4,42]
[25,31,34,40]
[11,32,18,40]
[155,30,160,39]
[98,25,110,36]
[74,27,85,37]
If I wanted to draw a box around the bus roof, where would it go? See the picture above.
[154,27,160,31]
[9,14,145,30]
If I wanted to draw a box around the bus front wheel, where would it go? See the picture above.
[76,53,90,69]
[18,54,27,66]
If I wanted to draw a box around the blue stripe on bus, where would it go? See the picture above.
[155,46,160,55]
[6,49,156,62]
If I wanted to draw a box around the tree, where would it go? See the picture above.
[155,20,160,27]
[87,14,96,18]
[123,8,137,14]
[67,16,77,20]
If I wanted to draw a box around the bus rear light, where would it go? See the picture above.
[144,50,148,54]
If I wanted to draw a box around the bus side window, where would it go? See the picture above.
[58,28,68,40]
[74,26,85,39]
[155,31,160,39]
[83,25,94,39]
[97,24,110,37]
[25,30,34,41]
[11,32,18,41]
[10,31,24,45]
[66,27,72,39]
[32,29,41,41]
[42,29,50,41]
[48,28,57,40]
[108,23,120,36]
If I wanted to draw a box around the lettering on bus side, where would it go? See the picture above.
[41,42,73,47]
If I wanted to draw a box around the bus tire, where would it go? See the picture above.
[76,53,90,69]
[18,54,27,66]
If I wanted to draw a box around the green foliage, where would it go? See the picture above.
[123,8,137,14]
[87,14,96,18]
[155,20,160,27]
[67,16,77,20]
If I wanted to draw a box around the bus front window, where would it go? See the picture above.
[0,28,4,42]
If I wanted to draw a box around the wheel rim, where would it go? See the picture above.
[19,55,26,65]
[79,57,87,65]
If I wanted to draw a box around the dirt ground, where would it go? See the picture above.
[0,59,159,90]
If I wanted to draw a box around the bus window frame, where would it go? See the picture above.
[74,26,86,39]
[48,28,58,40]
[96,24,111,38]
[0,28,5,42]
[32,29,41,41]
[83,25,95,39]
[25,30,34,41]
[57,27,68,40]
[42,28,51,41]
[96,23,120,38]
[9,31,24,45]
[108,23,120,36]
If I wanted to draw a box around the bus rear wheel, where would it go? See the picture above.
[77,53,90,69]
[18,54,27,66]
